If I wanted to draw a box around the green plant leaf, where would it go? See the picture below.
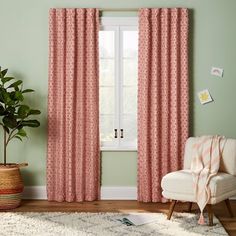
[0,105,5,115]
[0,69,8,78]
[17,128,27,137]
[3,126,9,133]
[2,90,12,104]
[14,136,23,141]
[3,115,17,128]
[14,91,24,101]
[18,105,30,118]
[0,88,5,102]
[21,119,40,127]
[10,91,16,100]
[0,67,41,146]
[10,91,24,101]
[1,77,14,84]
[0,88,15,106]
[28,109,41,115]
[22,89,34,93]
[7,80,22,89]
[6,106,15,114]
[16,122,23,130]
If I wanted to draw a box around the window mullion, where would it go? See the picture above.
[119,27,124,148]
[114,26,120,147]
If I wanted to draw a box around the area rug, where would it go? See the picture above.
[0,212,228,236]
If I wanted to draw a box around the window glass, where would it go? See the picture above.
[99,31,115,58]
[123,31,138,58]
[99,23,138,149]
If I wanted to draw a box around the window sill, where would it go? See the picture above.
[100,147,137,152]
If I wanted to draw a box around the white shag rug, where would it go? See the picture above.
[0,212,228,236]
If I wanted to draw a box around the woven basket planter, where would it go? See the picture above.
[0,163,28,210]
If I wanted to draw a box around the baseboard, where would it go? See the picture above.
[23,186,236,201]
[230,196,236,200]
[22,186,47,200]
[100,187,137,200]
[22,186,137,200]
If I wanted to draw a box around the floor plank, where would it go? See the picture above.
[3,200,236,235]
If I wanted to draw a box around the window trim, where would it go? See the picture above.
[99,17,138,151]
[100,17,138,27]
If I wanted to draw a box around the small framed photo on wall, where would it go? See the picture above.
[198,89,213,105]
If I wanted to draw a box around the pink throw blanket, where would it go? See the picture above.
[190,135,226,224]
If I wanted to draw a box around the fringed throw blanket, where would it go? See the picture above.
[191,135,226,224]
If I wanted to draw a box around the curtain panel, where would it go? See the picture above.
[47,8,100,202]
[138,8,189,202]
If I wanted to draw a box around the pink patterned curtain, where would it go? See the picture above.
[47,8,100,202]
[138,8,189,202]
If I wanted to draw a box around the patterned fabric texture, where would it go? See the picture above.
[0,212,228,236]
[47,8,100,202]
[191,135,226,224]
[138,8,189,202]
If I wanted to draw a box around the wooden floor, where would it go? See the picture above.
[5,200,236,235]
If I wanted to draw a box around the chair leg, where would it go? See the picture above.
[187,202,193,212]
[206,204,213,226]
[225,199,234,217]
[167,200,177,220]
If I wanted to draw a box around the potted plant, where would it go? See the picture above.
[0,66,40,209]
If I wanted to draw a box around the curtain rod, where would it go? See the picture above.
[99,8,139,12]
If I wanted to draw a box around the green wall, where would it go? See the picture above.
[0,0,236,186]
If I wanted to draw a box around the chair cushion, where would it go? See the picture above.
[161,170,236,198]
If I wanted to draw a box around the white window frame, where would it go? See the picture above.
[99,17,138,151]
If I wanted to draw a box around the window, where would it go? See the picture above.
[99,17,138,150]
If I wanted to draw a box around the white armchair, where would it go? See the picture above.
[161,137,236,225]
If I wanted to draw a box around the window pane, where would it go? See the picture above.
[99,26,138,149]
[99,31,115,58]
[123,58,138,86]
[100,59,114,86]
[100,115,115,142]
[123,31,138,58]
[99,87,115,115]
[123,87,137,114]
[120,115,137,146]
